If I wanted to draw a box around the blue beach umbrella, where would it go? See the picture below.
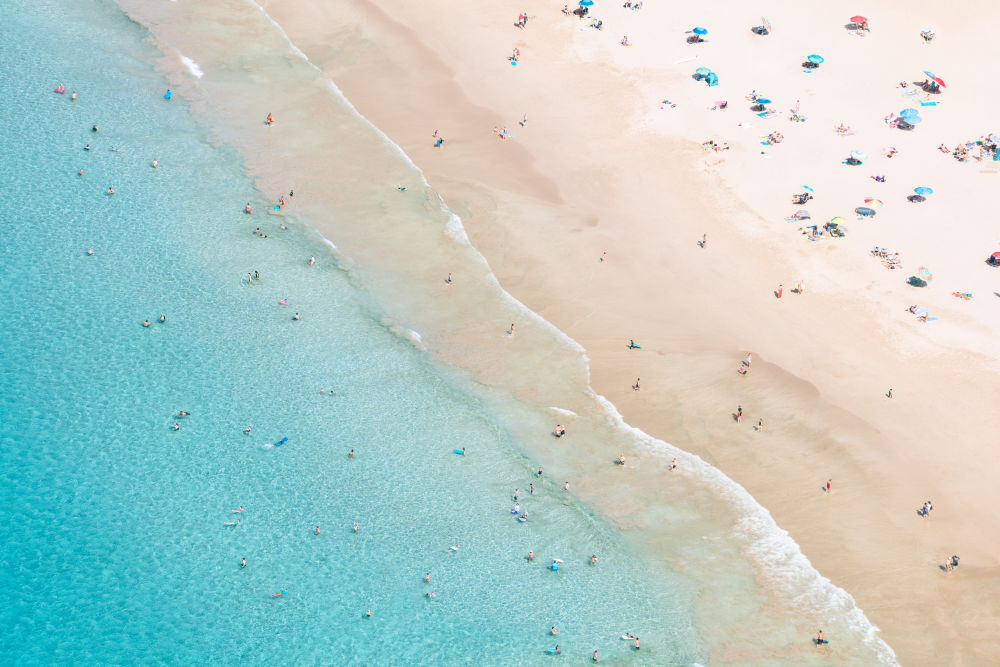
[695,66,712,76]
[923,70,936,78]
[807,54,824,64]
[914,186,934,195]
[693,27,708,35]
[802,185,814,192]
[850,150,867,160]
[905,116,923,124]
[579,0,594,6]
[900,108,919,118]
[755,98,773,105]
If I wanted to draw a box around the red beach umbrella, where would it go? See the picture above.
[931,76,946,87]
[850,15,867,23]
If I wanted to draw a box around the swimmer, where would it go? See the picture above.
[245,203,252,215]
[92,125,98,132]
[590,554,597,565]
[254,270,260,281]
[233,506,244,513]
[447,545,459,552]
[247,273,253,285]
[349,449,355,457]
[308,255,315,266]
[593,650,598,662]
[176,411,189,418]
[537,466,543,477]
[78,169,84,176]
[424,572,430,583]
[87,248,94,255]
[315,525,320,535]
[634,638,640,650]
[241,557,246,568]
[159,314,165,323]
[552,646,561,654]
[426,592,436,599]
[460,447,466,455]
[292,313,300,320]
[152,159,158,168]
[550,626,557,635]
[107,187,114,195]
[272,589,287,597]
[171,422,179,430]
[244,426,252,434]
[143,320,150,327]
[365,610,372,617]
[71,91,77,101]
[84,144,91,150]
[563,481,569,491]
[527,550,534,561]
[224,519,240,526]
[353,522,358,533]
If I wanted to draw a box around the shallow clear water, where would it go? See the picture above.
[0,2,696,664]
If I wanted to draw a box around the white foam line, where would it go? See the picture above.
[548,407,577,416]
[177,51,203,78]
[242,8,897,660]
[589,391,898,665]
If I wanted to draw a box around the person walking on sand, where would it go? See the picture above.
[700,233,707,248]
[737,405,742,423]
[600,251,607,262]
[633,378,640,391]
[825,479,831,493]
[508,323,515,336]
[745,353,752,367]
[757,418,764,432]
[776,283,783,298]
[887,388,893,398]
[796,280,805,294]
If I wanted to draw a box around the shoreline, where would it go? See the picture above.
[115,0,1000,661]
[257,1,1000,662]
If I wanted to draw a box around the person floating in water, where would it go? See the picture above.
[554,425,566,437]
[233,506,244,513]
[308,255,315,265]
[349,449,355,457]
[176,411,189,418]
[164,89,172,100]
[224,519,240,526]
[159,313,165,323]
[590,554,597,565]
[241,557,246,568]
[550,626,557,635]
[244,426,252,435]
[314,525,320,536]
[526,550,534,561]
[245,203,252,215]
[272,589,287,597]
[142,320,150,327]
[107,187,114,195]
[292,313,300,320]
[424,572,430,583]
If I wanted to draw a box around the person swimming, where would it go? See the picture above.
[590,554,597,565]
[224,519,240,526]
[308,255,315,265]
[171,422,179,430]
[87,248,94,255]
[292,313,300,320]
[424,572,430,583]
[92,125,98,132]
[272,589,287,597]
[244,426,252,434]
[233,507,244,513]
[527,550,534,560]
[245,203,252,215]
[142,320,150,327]
[365,610,372,617]
[107,187,114,195]
[176,411,189,418]
[241,557,246,568]
[159,314,165,323]
[314,525,320,535]
[447,545,459,552]
[152,159,158,168]
[353,522,359,533]
[550,626,557,635]
[426,592,436,598]
[349,449,355,457]
[84,144,91,151]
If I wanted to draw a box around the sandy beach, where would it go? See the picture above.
[116,0,1000,661]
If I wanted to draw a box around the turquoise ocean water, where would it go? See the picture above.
[0,2,695,664]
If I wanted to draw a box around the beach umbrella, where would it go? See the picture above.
[864,198,884,208]
[695,66,712,76]
[807,54,824,64]
[923,70,936,78]
[578,0,594,5]
[754,97,773,105]
[993,252,1000,260]
[850,15,868,23]
[850,150,867,160]
[802,185,814,192]
[762,17,772,30]
[917,267,933,281]
[693,27,708,35]
[900,108,919,118]
[829,216,845,225]
[914,186,934,195]
[904,116,923,124]
[855,207,876,216]
[914,306,930,315]
[931,76,946,87]
[795,209,811,218]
